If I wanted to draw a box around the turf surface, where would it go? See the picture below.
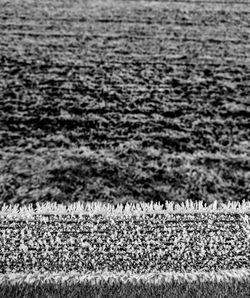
[0,0,249,209]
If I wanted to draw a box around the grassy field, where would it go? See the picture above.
[0,0,250,296]
[0,0,249,209]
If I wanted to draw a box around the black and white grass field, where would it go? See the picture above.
[0,0,250,296]
[1,200,250,297]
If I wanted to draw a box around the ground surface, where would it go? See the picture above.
[0,0,250,208]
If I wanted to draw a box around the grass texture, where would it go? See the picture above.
[1,269,250,298]
[1,199,250,219]
[1,200,250,296]
[0,0,249,209]
[0,0,250,296]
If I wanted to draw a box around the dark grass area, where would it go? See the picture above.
[1,279,250,298]
[0,0,250,209]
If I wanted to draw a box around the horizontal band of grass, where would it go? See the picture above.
[1,268,250,286]
[1,200,250,221]
[2,269,250,298]
[1,199,249,274]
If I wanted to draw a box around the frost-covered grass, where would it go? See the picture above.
[1,199,250,220]
[1,199,250,240]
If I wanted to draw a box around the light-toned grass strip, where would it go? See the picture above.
[1,269,250,287]
[240,214,250,242]
[1,200,250,221]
